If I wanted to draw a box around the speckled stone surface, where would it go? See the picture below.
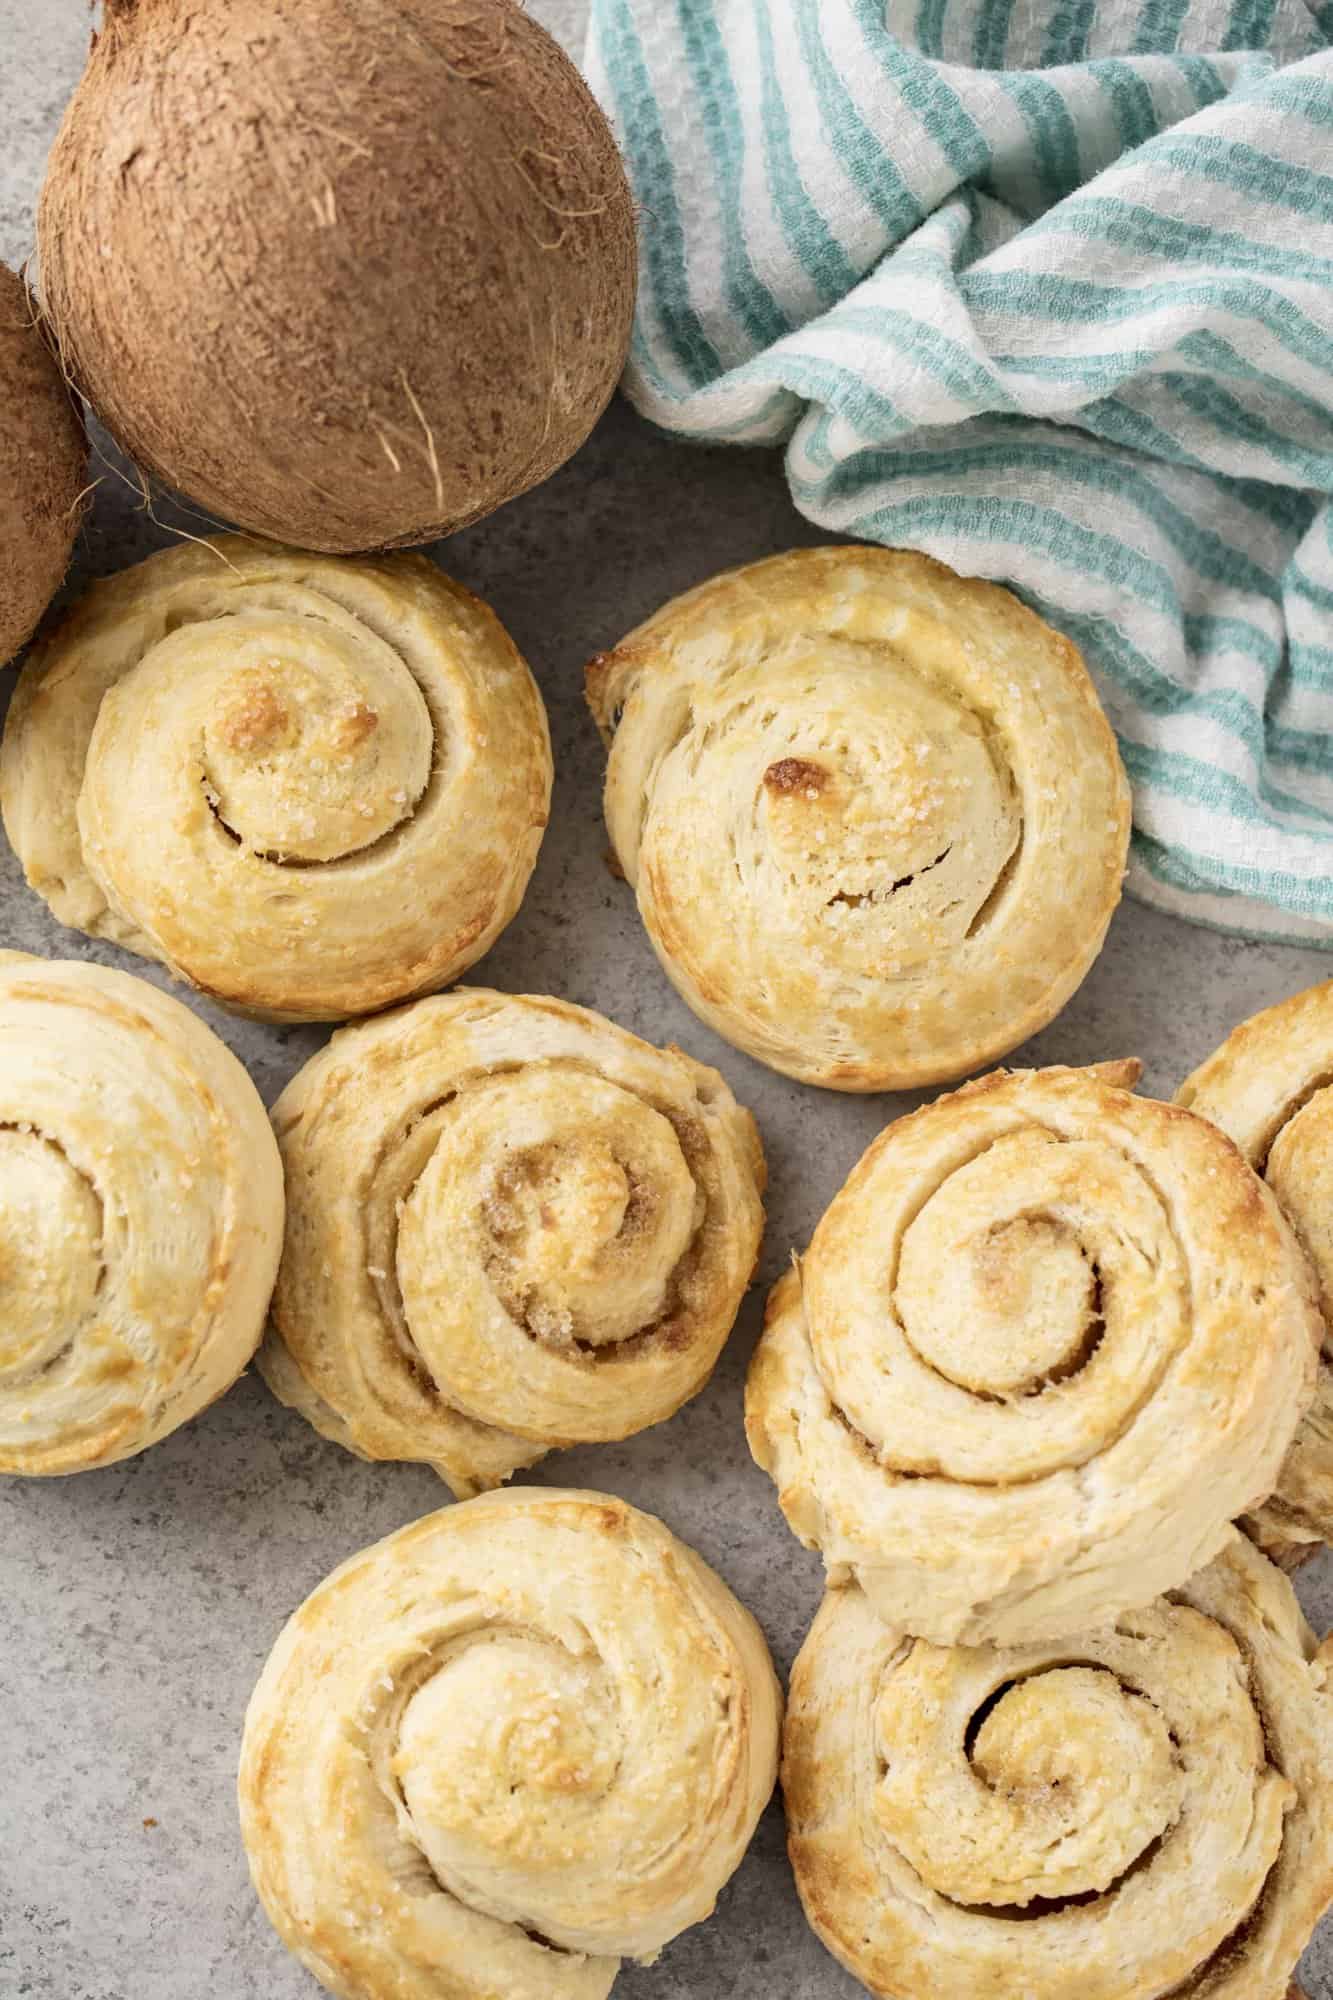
[2,4,1331,1997]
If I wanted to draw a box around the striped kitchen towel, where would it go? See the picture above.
[586,0,1333,942]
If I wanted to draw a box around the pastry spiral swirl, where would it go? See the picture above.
[783,1530,1333,2000]
[262,989,766,1494]
[0,537,551,1021]
[1179,981,1333,1557]
[587,547,1129,1091]
[746,1062,1320,1644]
[0,952,282,1474]
[238,1488,782,2000]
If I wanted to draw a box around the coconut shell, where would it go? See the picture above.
[37,0,636,555]
[0,263,86,666]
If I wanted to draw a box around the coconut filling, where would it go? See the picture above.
[877,1660,1183,1910]
[750,650,1023,972]
[815,1121,1186,1490]
[863,1601,1293,1989]
[386,1629,625,1951]
[66,602,448,1010]
[379,1062,712,1441]
[320,1561,751,1974]
[197,624,435,866]
[639,640,1026,995]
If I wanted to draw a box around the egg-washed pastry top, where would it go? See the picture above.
[261,987,766,1494]
[587,546,1129,1090]
[0,951,282,1473]
[0,535,551,1021]
[747,1061,1320,1645]
[784,1529,1333,2000]
[239,1487,782,2000]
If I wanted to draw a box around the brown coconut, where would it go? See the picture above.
[37,0,637,554]
[0,262,86,665]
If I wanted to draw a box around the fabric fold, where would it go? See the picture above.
[588,0,1333,938]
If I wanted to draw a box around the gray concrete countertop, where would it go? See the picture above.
[2,4,1331,1997]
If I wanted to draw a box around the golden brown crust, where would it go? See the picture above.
[262,988,766,1494]
[37,0,635,554]
[746,1062,1320,1644]
[0,262,86,666]
[0,536,551,1021]
[238,1488,782,2000]
[783,1531,1333,2000]
[587,546,1129,1091]
[0,953,282,1473]
[1179,981,1333,1562]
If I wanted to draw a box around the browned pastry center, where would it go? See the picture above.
[261,988,766,1492]
[747,1061,1320,1644]
[239,1489,782,2000]
[784,1531,1333,2000]
[588,546,1129,1090]
[0,536,552,1021]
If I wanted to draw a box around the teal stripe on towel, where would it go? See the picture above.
[675,0,792,351]
[587,0,1333,942]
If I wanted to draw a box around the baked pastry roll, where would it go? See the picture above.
[746,1061,1319,1644]
[783,1530,1333,2000]
[0,952,282,1473]
[0,536,551,1021]
[262,988,765,1493]
[587,547,1129,1091]
[239,1487,782,2000]
[1179,981,1333,1560]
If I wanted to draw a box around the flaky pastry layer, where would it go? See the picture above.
[784,1531,1333,2000]
[263,988,765,1492]
[1,536,551,1021]
[747,1061,1319,1643]
[0,952,282,1472]
[239,1487,781,2000]
[588,546,1128,1090]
